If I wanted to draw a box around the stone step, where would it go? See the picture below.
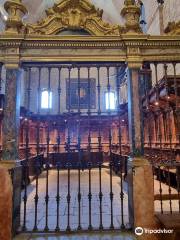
[14,231,137,240]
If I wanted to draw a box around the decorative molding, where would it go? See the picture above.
[127,47,140,55]
[0,35,180,49]
[165,21,180,35]
[26,0,124,36]
[0,35,180,65]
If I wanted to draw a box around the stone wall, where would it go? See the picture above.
[143,0,180,35]
[142,0,160,34]
[163,0,180,29]
[0,5,5,33]
[0,17,4,33]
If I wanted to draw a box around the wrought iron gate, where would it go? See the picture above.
[141,62,180,216]
[19,62,129,233]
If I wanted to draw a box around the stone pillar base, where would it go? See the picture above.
[127,157,157,238]
[0,161,22,235]
[0,166,12,240]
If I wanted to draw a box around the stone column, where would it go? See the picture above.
[127,68,143,156]
[127,66,156,237]
[2,69,21,163]
[1,67,23,234]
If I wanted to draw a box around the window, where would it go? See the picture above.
[105,91,116,110]
[41,90,52,109]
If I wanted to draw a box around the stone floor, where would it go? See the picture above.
[14,232,137,240]
[20,168,129,231]
[19,167,179,238]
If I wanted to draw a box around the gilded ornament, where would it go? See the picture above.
[4,0,27,34]
[121,0,142,34]
[165,21,180,35]
[26,0,124,36]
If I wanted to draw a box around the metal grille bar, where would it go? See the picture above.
[19,62,129,233]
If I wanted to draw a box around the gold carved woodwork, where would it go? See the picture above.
[121,0,142,34]
[127,46,142,69]
[4,0,27,34]
[1,1,180,66]
[165,21,180,35]
[26,0,124,36]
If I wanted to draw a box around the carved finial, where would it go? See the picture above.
[4,0,28,34]
[121,0,142,34]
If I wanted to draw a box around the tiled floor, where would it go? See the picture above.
[14,232,137,240]
[21,168,129,231]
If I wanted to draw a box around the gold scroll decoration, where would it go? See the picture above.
[26,0,124,36]
[165,21,180,35]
